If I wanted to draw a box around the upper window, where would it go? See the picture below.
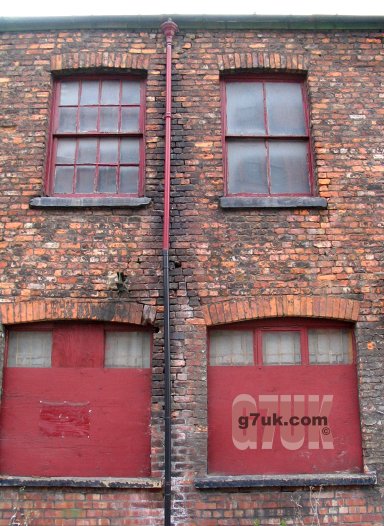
[47,77,145,197]
[208,318,363,476]
[0,322,152,478]
[223,76,313,197]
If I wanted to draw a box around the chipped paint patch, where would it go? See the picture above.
[39,401,90,438]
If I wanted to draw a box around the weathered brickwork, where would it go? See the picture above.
[0,15,383,526]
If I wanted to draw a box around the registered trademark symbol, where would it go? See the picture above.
[322,426,331,436]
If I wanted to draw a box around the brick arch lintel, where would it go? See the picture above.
[0,300,157,327]
[50,52,150,72]
[218,52,309,72]
[202,296,360,327]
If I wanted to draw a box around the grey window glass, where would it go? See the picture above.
[308,329,353,364]
[262,331,301,365]
[226,82,265,135]
[227,141,268,194]
[54,167,74,194]
[105,332,151,368]
[210,330,254,366]
[8,331,52,367]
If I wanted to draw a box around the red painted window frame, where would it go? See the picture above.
[46,75,146,198]
[0,321,153,478]
[221,74,315,197]
[208,318,357,366]
[208,318,363,476]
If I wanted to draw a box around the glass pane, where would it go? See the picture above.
[76,166,95,193]
[80,81,99,105]
[8,331,52,367]
[98,167,117,193]
[105,332,150,368]
[122,81,141,105]
[56,139,76,164]
[57,107,77,132]
[263,331,301,365]
[101,81,120,105]
[100,138,119,163]
[309,329,353,364]
[120,166,139,194]
[266,82,306,135]
[120,138,140,163]
[77,138,97,164]
[269,141,310,195]
[226,82,265,135]
[79,107,98,132]
[59,82,79,106]
[210,330,253,366]
[227,141,268,194]
[100,107,119,132]
[121,107,140,132]
[54,166,74,194]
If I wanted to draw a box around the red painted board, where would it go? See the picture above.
[52,324,104,367]
[0,368,151,477]
[208,365,362,475]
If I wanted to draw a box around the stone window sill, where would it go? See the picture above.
[195,472,377,489]
[29,196,151,208]
[219,196,328,209]
[0,476,162,489]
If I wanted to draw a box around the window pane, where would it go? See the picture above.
[54,166,74,194]
[100,138,119,163]
[76,166,95,193]
[8,331,52,367]
[101,81,120,105]
[309,329,353,364]
[59,82,79,106]
[269,141,310,195]
[57,107,77,132]
[105,332,150,368]
[121,107,140,132]
[120,138,140,163]
[80,81,99,105]
[77,138,97,164]
[266,82,306,135]
[122,81,141,105]
[210,330,254,366]
[79,107,98,132]
[227,141,268,194]
[262,331,301,365]
[120,166,139,194]
[56,139,76,164]
[98,167,117,193]
[226,82,265,135]
[100,107,119,132]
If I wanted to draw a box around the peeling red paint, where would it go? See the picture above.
[39,401,90,438]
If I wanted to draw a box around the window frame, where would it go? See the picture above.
[46,75,146,198]
[1,321,153,479]
[221,74,315,198]
[209,318,357,367]
[207,318,362,476]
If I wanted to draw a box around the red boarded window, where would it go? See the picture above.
[223,77,313,196]
[208,319,363,475]
[0,322,152,478]
[47,77,145,197]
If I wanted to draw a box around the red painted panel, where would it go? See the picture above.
[0,368,151,477]
[208,365,362,475]
[39,401,91,438]
[52,324,104,367]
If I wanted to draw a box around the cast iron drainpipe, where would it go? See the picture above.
[161,18,178,526]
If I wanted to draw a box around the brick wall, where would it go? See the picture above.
[0,18,383,525]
